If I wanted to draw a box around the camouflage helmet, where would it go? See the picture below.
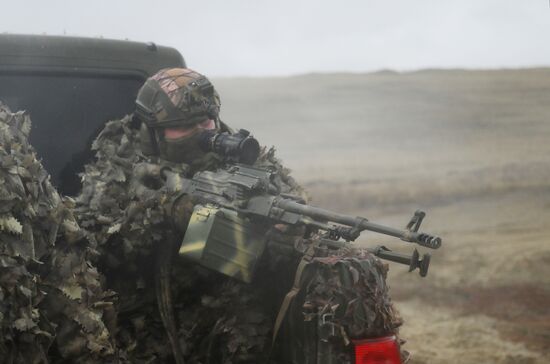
[135,68,221,129]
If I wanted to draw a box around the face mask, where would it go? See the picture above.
[159,129,207,164]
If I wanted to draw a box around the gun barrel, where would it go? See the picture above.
[275,198,442,249]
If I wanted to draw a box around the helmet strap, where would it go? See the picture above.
[147,125,161,156]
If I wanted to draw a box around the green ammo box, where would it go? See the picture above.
[178,204,267,283]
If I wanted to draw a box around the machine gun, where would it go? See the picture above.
[166,131,441,282]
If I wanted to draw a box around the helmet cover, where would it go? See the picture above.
[136,68,221,129]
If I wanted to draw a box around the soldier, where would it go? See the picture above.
[76,68,306,363]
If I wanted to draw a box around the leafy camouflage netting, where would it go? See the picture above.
[0,103,114,363]
[270,244,406,364]
[302,249,402,339]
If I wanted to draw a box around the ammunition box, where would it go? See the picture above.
[178,204,267,283]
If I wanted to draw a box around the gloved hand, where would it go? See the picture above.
[164,193,197,235]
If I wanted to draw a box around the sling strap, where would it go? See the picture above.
[271,245,316,346]
[155,232,185,364]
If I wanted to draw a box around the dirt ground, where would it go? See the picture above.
[214,69,550,363]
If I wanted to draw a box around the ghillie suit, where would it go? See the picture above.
[0,103,114,363]
[75,115,304,363]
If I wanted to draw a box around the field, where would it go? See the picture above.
[214,69,550,363]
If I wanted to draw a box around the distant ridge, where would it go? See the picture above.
[213,67,550,80]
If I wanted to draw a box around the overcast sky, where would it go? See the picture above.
[3,0,550,76]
